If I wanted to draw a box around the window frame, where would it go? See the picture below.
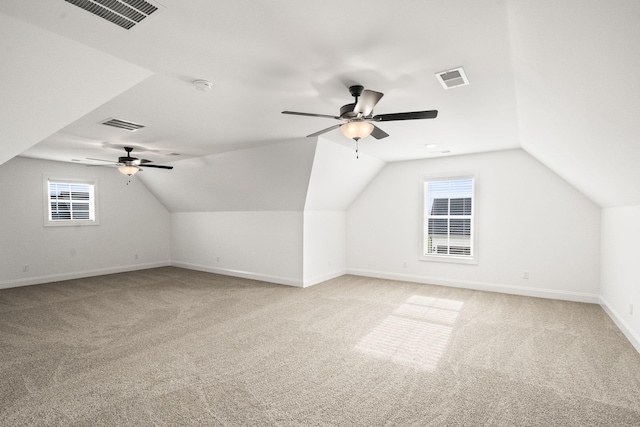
[420,175,477,265]
[43,176,100,227]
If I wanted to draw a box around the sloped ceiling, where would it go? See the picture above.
[507,0,640,207]
[0,0,638,210]
[0,12,152,165]
[305,140,386,211]
[141,139,317,212]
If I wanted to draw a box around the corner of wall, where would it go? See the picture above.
[600,296,640,354]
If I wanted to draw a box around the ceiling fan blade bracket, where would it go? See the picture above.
[339,103,357,119]
[353,90,384,117]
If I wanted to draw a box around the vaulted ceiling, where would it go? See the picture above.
[1,0,638,209]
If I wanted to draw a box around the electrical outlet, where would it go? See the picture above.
[216,257,220,263]
[22,264,29,273]
[523,271,529,279]
[403,261,408,268]
[134,254,139,260]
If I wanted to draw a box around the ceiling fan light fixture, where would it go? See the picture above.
[118,165,140,176]
[340,121,374,141]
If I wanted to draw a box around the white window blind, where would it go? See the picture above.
[45,179,98,226]
[423,178,474,258]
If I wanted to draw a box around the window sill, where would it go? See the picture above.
[419,255,478,265]
[44,220,99,227]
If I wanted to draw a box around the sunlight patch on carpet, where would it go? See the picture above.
[354,296,463,371]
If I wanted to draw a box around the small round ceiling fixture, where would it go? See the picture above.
[193,80,213,92]
[425,143,437,149]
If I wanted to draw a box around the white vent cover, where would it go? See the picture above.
[435,67,469,90]
[64,0,164,30]
[101,118,145,131]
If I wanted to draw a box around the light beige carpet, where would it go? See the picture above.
[1,267,639,426]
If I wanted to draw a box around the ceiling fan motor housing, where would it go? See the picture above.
[118,155,138,163]
[119,147,139,165]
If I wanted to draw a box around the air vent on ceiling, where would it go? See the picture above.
[101,118,146,132]
[435,67,469,90]
[64,0,163,30]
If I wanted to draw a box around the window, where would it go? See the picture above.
[423,177,475,262]
[44,178,98,226]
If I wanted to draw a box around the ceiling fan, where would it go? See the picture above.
[87,146,174,177]
[282,85,438,143]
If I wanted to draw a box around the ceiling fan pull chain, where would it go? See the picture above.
[356,139,359,159]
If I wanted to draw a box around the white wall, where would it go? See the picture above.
[167,140,380,288]
[301,140,384,287]
[171,211,304,287]
[601,206,640,352]
[303,211,347,287]
[162,141,316,287]
[0,157,170,288]
[347,149,601,302]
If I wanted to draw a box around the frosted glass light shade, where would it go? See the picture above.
[118,165,140,176]
[340,121,374,140]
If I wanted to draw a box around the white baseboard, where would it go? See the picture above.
[1,263,602,305]
[599,296,640,354]
[0,261,172,290]
[302,268,348,288]
[4,262,637,354]
[171,261,304,288]
[346,268,600,304]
